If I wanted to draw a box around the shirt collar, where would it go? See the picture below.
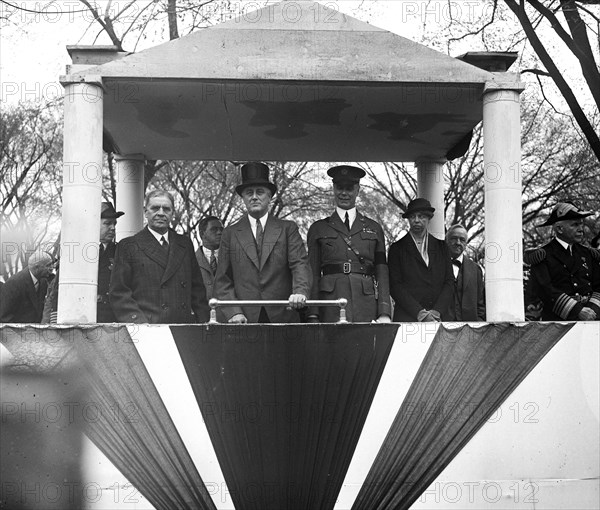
[555,237,571,251]
[29,270,38,286]
[249,212,268,229]
[336,207,356,224]
[453,253,465,264]
[148,227,168,244]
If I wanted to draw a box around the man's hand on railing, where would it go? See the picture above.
[373,314,391,323]
[229,313,248,324]
[288,294,307,309]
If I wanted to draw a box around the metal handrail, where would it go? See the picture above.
[208,298,348,324]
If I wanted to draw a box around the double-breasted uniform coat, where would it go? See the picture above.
[109,227,209,323]
[528,239,600,320]
[307,212,391,322]
[214,215,311,323]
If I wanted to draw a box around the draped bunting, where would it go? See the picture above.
[171,323,398,510]
[352,322,573,510]
[0,324,217,510]
[71,326,217,510]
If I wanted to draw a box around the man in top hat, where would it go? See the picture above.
[43,202,125,323]
[110,190,209,323]
[306,165,391,323]
[445,224,485,321]
[214,162,311,323]
[388,198,454,322]
[526,202,600,321]
[1,251,54,323]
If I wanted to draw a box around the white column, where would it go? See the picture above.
[114,154,145,240]
[58,82,103,324]
[483,82,524,321]
[416,159,446,240]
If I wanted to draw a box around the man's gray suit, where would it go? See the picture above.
[109,227,209,323]
[449,256,485,321]
[214,215,311,323]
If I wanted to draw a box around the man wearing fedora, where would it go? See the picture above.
[43,201,124,323]
[306,165,391,323]
[388,198,454,322]
[214,162,311,323]
[526,202,600,321]
[110,190,210,323]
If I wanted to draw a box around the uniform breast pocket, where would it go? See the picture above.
[319,235,339,258]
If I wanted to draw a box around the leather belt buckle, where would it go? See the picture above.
[343,262,351,274]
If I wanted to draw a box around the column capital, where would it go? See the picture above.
[59,75,104,89]
[484,74,525,95]
[415,158,447,166]
[113,153,146,162]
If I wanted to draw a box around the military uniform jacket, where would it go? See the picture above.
[0,268,48,323]
[214,215,311,323]
[307,212,391,322]
[388,233,454,322]
[109,227,209,324]
[528,239,600,320]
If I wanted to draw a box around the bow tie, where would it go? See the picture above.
[452,259,462,267]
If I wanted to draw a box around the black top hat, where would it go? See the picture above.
[327,165,366,184]
[403,198,435,218]
[101,202,124,219]
[235,162,277,196]
[541,202,593,226]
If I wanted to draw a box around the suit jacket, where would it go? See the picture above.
[0,268,48,323]
[43,242,118,323]
[388,233,454,322]
[449,256,485,321]
[195,247,216,299]
[214,215,311,323]
[307,212,391,322]
[109,227,209,324]
[529,239,600,320]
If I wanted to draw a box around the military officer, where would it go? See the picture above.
[307,165,391,323]
[527,202,600,321]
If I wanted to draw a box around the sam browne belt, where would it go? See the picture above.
[322,262,375,276]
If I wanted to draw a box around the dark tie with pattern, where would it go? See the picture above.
[160,235,169,253]
[255,219,264,260]
[209,250,217,275]
[344,212,350,231]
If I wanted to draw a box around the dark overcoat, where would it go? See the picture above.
[214,215,311,323]
[109,227,209,323]
[0,268,47,323]
[388,233,454,322]
[307,212,391,322]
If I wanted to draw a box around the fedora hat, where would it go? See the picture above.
[541,202,593,226]
[327,165,366,184]
[403,198,435,219]
[101,202,124,219]
[235,162,277,196]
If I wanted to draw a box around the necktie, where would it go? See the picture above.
[255,219,264,260]
[209,250,217,275]
[452,259,462,268]
[344,212,350,231]
[160,235,169,252]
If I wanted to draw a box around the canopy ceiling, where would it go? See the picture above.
[63,0,499,162]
